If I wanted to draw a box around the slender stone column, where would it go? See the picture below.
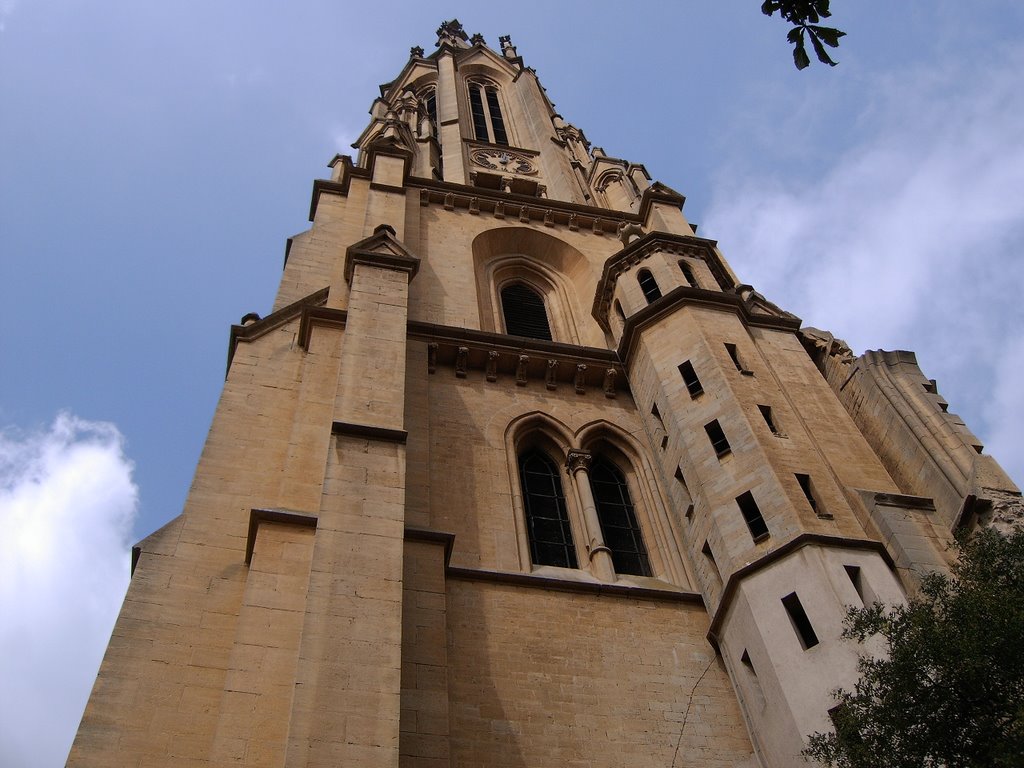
[566,450,616,581]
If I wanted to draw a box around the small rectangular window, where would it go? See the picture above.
[736,491,769,541]
[796,473,829,518]
[758,404,783,436]
[782,592,819,649]
[705,420,731,458]
[678,361,703,398]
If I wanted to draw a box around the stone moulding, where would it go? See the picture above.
[227,287,330,376]
[245,507,319,565]
[615,285,803,367]
[332,420,408,444]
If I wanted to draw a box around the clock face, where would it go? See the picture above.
[470,149,537,175]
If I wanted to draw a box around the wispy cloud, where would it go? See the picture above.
[705,45,1024,485]
[0,413,138,766]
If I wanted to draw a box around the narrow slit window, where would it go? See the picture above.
[736,491,768,541]
[590,456,651,577]
[796,473,828,517]
[740,649,756,676]
[678,260,698,287]
[519,449,578,568]
[704,420,731,458]
[845,565,865,604]
[637,269,662,304]
[781,592,819,649]
[725,343,743,371]
[675,467,694,520]
[501,283,552,340]
[702,539,722,583]
[679,361,703,398]
[651,403,668,450]
[758,404,782,436]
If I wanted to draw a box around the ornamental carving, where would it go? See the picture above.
[470,149,537,176]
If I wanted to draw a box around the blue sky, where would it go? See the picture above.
[2,2,1023,764]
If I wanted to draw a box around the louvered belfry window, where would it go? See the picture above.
[501,283,553,340]
[637,269,662,304]
[469,82,509,145]
[590,456,652,577]
[519,449,578,568]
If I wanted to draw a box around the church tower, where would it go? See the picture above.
[69,21,1022,768]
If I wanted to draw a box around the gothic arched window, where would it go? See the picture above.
[501,283,553,340]
[590,455,651,576]
[420,87,438,139]
[468,80,508,145]
[519,449,578,568]
[637,269,662,304]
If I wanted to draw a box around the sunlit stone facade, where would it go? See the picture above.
[69,20,1022,768]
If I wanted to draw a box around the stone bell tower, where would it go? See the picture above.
[69,19,1021,768]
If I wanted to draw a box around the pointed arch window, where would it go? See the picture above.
[468,81,508,145]
[421,87,438,138]
[501,283,552,340]
[678,260,698,287]
[519,449,578,568]
[590,455,651,576]
[637,269,662,304]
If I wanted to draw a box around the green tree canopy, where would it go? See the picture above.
[805,526,1024,767]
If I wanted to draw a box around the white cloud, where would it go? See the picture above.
[0,413,138,767]
[705,46,1024,486]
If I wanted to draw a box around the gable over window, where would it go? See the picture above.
[501,283,553,340]
[519,449,577,568]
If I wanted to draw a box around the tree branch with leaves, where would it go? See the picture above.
[761,0,846,70]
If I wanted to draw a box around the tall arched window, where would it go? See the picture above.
[468,81,508,145]
[420,87,438,139]
[519,449,578,568]
[501,283,552,340]
[590,456,651,576]
[637,269,662,304]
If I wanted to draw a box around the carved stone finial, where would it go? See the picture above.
[498,34,517,59]
[566,450,593,475]
[410,45,425,58]
[469,33,485,46]
[436,19,469,47]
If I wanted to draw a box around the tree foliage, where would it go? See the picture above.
[805,526,1024,767]
[761,1,846,70]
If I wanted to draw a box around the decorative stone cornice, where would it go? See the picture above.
[409,321,626,397]
[591,231,734,331]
